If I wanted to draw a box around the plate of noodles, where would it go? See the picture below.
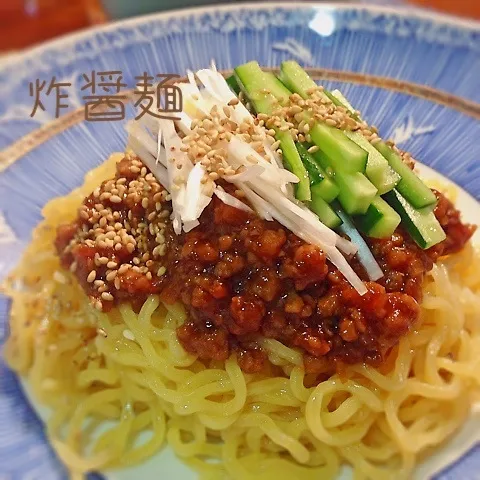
[1,3,480,480]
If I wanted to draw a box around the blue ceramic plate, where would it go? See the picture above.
[0,3,479,479]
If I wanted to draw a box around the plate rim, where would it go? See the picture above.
[1,1,479,77]
[1,3,480,479]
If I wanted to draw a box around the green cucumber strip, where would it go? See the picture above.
[264,71,291,103]
[234,61,290,113]
[234,62,310,201]
[328,88,437,209]
[278,61,368,173]
[384,189,446,249]
[310,123,368,173]
[277,132,311,201]
[344,131,400,194]
[312,148,377,214]
[280,61,348,110]
[296,143,339,202]
[311,148,335,175]
[324,90,345,108]
[329,89,357,115]
[331,201,383,281]
[311,182,338,204]
[226,75,241,95]
[356,196,401,239]
[335,170,378,215]
[280,61,329,102]
[310,195,342,229]
[375,142,437,209]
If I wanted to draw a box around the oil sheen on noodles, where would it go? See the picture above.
[5,155,480,480]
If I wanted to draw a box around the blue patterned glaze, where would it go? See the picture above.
[0,4,479,479]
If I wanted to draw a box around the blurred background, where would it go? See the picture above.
[0,0,478,52]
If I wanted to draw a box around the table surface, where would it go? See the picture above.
[0,0,478,52]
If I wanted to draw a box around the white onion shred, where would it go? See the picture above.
[214,187,254,214]
[127,121,169,187]
[127,65,369,295]
[237,183,274,221]
[184,163,212,222]
[224,165,265,183]
[159,119,192,234]
[196,69,251,124]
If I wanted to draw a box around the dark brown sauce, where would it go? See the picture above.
[55,157,476,374]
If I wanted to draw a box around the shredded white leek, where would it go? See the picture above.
[127,65,370,294]
[214,187,254,214]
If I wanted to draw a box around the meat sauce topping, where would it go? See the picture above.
[56,156,476,374]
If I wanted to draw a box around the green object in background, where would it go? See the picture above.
[101,0,234,18]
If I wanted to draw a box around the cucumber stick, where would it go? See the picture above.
[312,149,377,215]
[328,87,437,210]
[279,61,368,174]
[279,64,350,113]
[310,195,342,228]
[344,131,400,194]
[293,81,400,194]
[280,61,330,103]
[234,61,291,113]
[309,124,368,173]
[356,196,401,239]
[281,62,346,109]
[226,75,241,95]
[375,142,437,209]
[384,189,446,249]
[330,89,357,116]
[277,132,311,201]
[335,170,378,215]
[296,143,339,203]
[234,62,311,201]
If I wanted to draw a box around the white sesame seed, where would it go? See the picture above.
[101,292,114,302]
[87,270,96,283]
[271,140,281,151]
[106,270,118,282]
[118,264,129,274]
